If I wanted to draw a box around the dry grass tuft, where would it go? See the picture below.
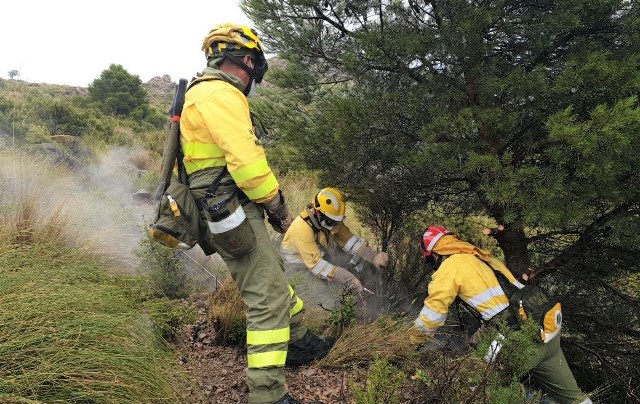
[317,316,415,369]
[128,148,153,171]
[0,190,69,247]
[207,276,248,344]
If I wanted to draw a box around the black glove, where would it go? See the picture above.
[263,190,292,234]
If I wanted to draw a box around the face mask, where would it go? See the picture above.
[423,257,436,274]
[246,78,257,98]
[320,220,335,230]
[433,255,443,271]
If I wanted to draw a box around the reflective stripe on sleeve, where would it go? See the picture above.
[419,305,447,325]
[310,258,335,279]
[343,236,365,254]
[414,315,439,335]
[246,327,290,346]
[232,158,270,183]
[414,305,446,335]
[247,350,287,368]
[281,248,304,264]
[241,173,279,201]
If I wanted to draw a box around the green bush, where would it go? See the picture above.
[136,231,192,299]
[327,290,358,331]
[352,357,406,404]
[474,319,540,380]
[89,64,150,117]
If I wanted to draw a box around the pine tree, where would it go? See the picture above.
[89,64,149,117]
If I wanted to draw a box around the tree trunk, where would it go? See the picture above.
[495,227,530,277]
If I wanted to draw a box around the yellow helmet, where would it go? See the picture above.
[201,23,268,83]
[202,22,265,58]
[313,187,346,222]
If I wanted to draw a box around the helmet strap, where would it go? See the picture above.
[223,53,259,82]
[305,206,323,230]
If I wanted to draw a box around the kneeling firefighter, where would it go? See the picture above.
[180,23,331,404]
[280,187,389,308]
[411,226,592,404]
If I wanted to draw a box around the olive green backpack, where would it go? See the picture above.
[147,78,216,255]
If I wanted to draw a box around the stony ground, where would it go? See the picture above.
[173,293,358,404]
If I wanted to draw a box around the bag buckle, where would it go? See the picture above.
[166,194,181,217]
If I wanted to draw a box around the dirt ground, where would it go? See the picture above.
[173,293,358,404]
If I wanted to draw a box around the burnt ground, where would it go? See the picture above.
[173,293,359,404]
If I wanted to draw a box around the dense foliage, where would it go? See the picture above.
[89,64,149,117]
[243,0,640,401]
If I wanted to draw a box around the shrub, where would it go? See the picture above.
[327,288,359,331]
[352,357,406,404]
[136,231,192,299]
[89,64,149,117]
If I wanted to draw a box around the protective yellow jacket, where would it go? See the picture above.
[180,70,278,203]
[411,253,524,343]
[281,208,368,279]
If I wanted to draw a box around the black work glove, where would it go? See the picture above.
[263,190,292,234]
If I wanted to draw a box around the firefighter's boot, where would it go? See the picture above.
[285,330,335,368]
[273,393,324,404]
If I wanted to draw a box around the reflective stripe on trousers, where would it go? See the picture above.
[217,205,291,403]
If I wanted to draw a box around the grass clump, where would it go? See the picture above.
[0,245,186,403]
[0,166,192,402]
[207,275,248,345]
[140,296,197,341]
[318,316,414,369]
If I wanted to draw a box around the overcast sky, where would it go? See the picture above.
[1,0,254,87]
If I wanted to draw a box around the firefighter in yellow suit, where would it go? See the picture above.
[281,187,389,308]
[180,23,329,404]
[410,226,592,404]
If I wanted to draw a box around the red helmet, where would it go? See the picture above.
[421,226,452,257]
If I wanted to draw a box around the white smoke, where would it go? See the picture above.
[0,146,153,270]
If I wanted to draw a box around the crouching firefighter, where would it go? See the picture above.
[180,23,332,404]
[280,187,389,309]
[410,226,592,404]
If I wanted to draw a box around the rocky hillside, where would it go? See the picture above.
[144,74,175,110]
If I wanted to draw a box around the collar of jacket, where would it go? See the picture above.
[189,67,246,93]
[302,206,323,231]
[301,206,337,249]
